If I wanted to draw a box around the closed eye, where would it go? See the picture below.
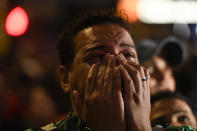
[123,52,136,59]
[83,55,103,62]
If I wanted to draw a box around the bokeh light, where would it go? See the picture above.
[5,6,29,37]
[117,0,138,23]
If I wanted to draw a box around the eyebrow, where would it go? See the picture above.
[152,110,188,123]
[120,43,136,49]
[85,45,106,53]
[85,43,136,53]
[173,110,187,115]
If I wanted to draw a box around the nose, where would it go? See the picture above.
[106,47,120,65]
[108,46,119,56]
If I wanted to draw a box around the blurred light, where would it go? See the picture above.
[5,6,29,36]
[117,0,138,23]
[20,58,43,78]
[173,23,190,40]
[137,0,197,23]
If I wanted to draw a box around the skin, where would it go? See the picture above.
[143,56,176,95]
[60,23,151,131]
[151,98,197,128]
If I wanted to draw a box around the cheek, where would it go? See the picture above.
[136,57,139,64]
[190,117,197,128]
[71,63,90,92]
[150,78,157,88]
[165,72,176,91]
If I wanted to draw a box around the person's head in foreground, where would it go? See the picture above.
[151,91,197,129]
[57,9,152,131]
[137,37,186,95]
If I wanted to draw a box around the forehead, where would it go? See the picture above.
[151,98,192,116]
[73,23,134,50]
[153,98,190,110]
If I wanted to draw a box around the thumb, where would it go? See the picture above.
[72,90,84,119]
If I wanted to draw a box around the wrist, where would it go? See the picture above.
[135,123,152,131]
[127,120,152,131]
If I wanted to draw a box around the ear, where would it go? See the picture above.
[58,65,71,93]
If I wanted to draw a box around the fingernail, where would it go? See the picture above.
[72,90,77,105]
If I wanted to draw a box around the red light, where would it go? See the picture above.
[5,6,29,36]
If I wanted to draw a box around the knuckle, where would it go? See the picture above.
[125,78,132,85]
[133,93,140,104]
[134,70,140,77]
[104,77,109,83]
[85,95,100,105]
[104,74,111,81]
[125,78,131,84]
[97,78,102,84]
[124,84,131,92]
[139,66,144,72]
[146,68,150,74]
[97,73,102,78]
[135,65,141,70]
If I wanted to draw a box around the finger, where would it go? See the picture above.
[119,65,135,99]
[72,90,83,119]
[103,55,115,97]
[144,69,151,87]
[117,54,142,94]
[126,60,146,89]
[112,66,122,98]
[141,68,150,101]
[134,65,146,89]
[126,61,149,95]
[96,54,108,93]
[85,61,100,95]
[144,68,150,90]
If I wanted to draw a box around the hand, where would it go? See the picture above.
[73,54,125,131]
[117,54,152,131]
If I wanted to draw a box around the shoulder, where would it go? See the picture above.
[24,112,92,131]
[24,119,64,131]
[24,113,68,131]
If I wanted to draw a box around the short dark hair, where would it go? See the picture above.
[151,91,197,119]
[57,8,132,70]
